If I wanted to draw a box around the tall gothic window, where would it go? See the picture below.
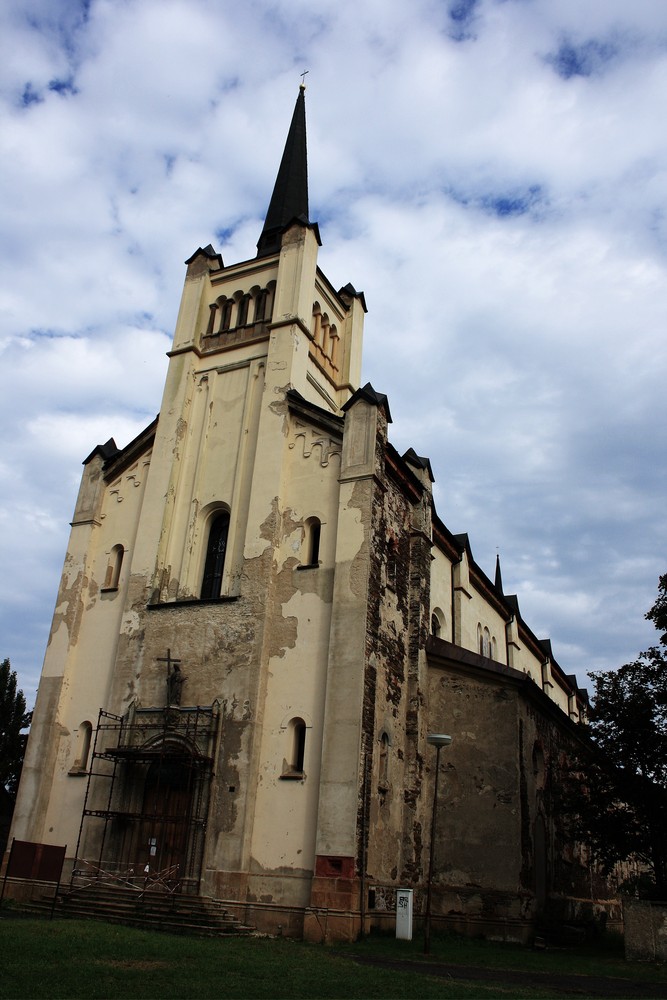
[201,511,230,599]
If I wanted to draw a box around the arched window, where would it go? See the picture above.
[219,299,233,332]
[301,517,321,567]
[293,720,306,773]
[205,301,217,337]
[311,303,322,346]
[201,511,230,599]
[254,288,269,323]
[329,326,339,367]
[281,717,307,778]
[70,720,93,774]
[103,544,124,590]
[236,294,250,327]
[320,313,330,356]
[483,627,491,658]
[431,608,445,638]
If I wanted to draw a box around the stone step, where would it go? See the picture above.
[33,887,254,938]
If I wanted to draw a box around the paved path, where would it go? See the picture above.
[351,954,667,998]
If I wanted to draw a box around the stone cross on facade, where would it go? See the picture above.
[157,649,184,705]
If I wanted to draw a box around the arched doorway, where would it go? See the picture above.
[137,751,195,878]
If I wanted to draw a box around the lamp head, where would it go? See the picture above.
[426,733,452,748]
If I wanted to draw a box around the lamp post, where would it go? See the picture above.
[424,732,452,955]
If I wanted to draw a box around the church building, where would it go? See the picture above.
[7,88,614,942]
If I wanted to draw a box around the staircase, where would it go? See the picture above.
[38,886,254,937]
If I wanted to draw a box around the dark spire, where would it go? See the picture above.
[495,553,504,595]
[257,85,310,258]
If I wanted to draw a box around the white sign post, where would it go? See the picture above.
[395,888,413,940]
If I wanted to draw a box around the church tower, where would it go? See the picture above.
[9,87,372,931]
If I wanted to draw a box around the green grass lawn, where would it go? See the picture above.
[0,916,665,999]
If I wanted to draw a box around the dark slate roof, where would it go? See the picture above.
[184,244,224,268]
[338,282,368,313]
[83,438,120,465]
[341,382,392,421]
[539,638,554,659]
[257,86,310,258]
[403,447,434,483]
[505,594,521,615]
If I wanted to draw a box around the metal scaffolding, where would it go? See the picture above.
[72,701,219,895]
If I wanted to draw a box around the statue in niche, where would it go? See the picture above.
[167,663,185,705]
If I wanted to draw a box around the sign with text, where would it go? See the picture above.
[395,888,413,940]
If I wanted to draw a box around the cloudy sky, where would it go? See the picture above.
[1,0,666,703]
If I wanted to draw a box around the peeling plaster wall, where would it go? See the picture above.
[10,446,152,853]
[364,464,432,891]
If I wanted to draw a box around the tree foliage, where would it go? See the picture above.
[564,577,667,897]
[645,571,667,646]
[0,658,32,799]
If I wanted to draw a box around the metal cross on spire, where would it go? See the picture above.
[300,69,309,88]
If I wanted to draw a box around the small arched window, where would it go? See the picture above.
[281,717,307,778]
[201,511,230,599]
[254,288,269,323]
[431,608,445,638]
[205,301,217,337]
[70,720,93,774]
[311,304,322,346]
[236,294,250,327]
[482,627,491,658]
[301,517,321,567]
[103,544,124,591]
[219,299,233,332]
[293,720,306,773]
[329,326,339,366]
[320,313,330,356]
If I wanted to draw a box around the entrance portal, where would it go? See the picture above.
[74,706,218,895]
[137,755,194,877]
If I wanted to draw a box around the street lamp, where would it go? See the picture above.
[424,732,452,955]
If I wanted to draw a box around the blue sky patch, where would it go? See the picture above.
[547,37,618,79]
[446,0,480,40]
[215,226,239,246]
[481,186,543,217]
[49,77,78,97]
[448,183,546,218]
[20,83,43,108]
